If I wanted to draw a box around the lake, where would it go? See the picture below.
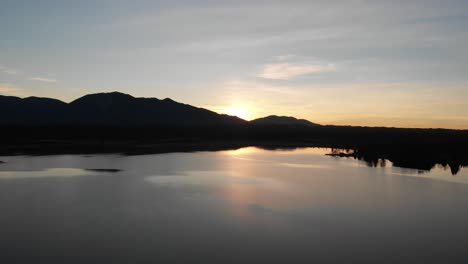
[1,147,468,263]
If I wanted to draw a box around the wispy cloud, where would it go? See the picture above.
[4,69,20,75]
[222,80,300,96]
[257,63,336,80]
[276,54,296,61]
[30,77,58,83]
[0,65,21,75]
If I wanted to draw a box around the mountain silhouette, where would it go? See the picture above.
[0,92,246,126]
[0,95,68,124]
[1,91,467,175]
[251,115,319,126]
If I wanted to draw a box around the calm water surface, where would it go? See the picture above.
[1,147,468,263]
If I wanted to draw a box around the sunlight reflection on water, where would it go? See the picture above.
[0,148,468,263]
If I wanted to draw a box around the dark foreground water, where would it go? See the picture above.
[1,147,468,263]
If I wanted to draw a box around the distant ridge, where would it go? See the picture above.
[0,92,247,126]
[251,115,319,126]
[1,92,468,175]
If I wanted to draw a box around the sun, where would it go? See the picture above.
[225,106,251,120]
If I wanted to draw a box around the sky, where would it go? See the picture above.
[1,0,468,129]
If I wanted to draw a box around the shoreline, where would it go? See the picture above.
[1,138,466,175]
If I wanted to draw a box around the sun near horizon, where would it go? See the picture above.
[224,105,253,120]
[1,1,468,129]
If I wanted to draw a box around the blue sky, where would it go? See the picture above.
[1,0,468,128]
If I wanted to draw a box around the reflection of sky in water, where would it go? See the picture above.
[1,148,468,263]
[0,168,93,179]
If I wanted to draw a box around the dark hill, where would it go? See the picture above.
[0,92,246,126]
[0,95,68,124]
[251,115,319,126]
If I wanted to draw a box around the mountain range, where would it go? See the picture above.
[1,91,467,175]
[0,92,319,127]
